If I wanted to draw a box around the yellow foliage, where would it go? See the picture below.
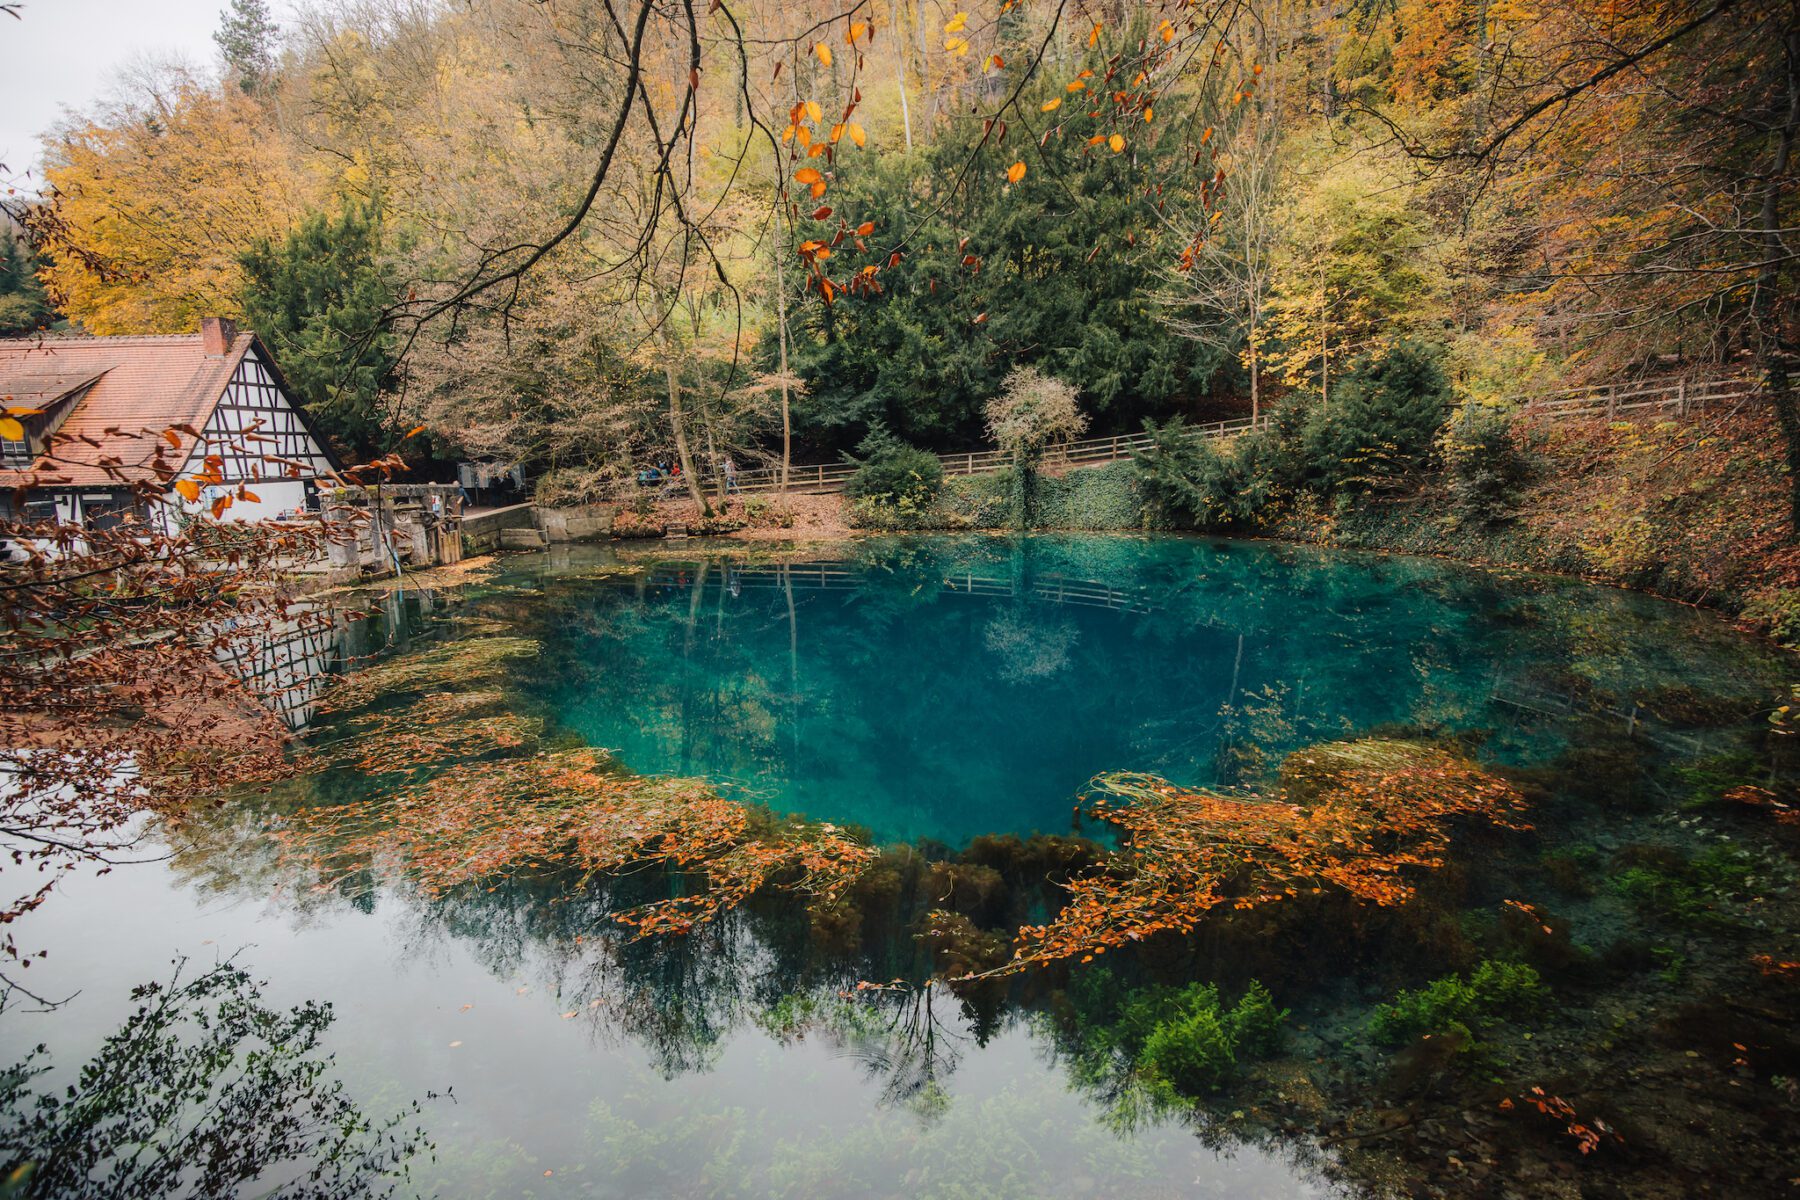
[37,81,320,333]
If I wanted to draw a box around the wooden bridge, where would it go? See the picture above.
[710,373,1761,497]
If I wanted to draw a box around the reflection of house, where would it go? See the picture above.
[0,317,340,528]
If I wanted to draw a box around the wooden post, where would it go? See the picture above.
[1676,378,1687,416]
[1607,384,1618,421]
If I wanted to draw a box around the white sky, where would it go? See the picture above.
[1,0,296,183]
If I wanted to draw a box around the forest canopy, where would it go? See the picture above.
[5,0,1795,509]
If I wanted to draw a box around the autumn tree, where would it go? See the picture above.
[1364,0,1800,528]
[30,68,316,333]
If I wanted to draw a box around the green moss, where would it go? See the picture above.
[1370,959,1547,1047]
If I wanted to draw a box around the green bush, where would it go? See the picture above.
[1441,405,1534,526]
[842,427,944,507]
[1370,959,1547,1046]
[1300,339,1453,496]
[1133,418,1273,529]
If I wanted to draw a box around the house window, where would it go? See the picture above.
[80,493,133,531]
[1,432,30,469]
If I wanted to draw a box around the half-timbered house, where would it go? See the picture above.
[0,317,340,528]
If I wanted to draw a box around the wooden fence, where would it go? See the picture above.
[677,374,1762,499]
[1511,375,1760,420]
[722,412,1271,496]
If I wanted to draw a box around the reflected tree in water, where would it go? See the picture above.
[0,960,431,1199]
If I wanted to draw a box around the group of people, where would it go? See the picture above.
[635,457,739,495]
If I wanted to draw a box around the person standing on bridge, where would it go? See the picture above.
[723,456,738,494]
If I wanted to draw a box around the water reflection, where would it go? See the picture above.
[19,533,1784,1199]
[515,537,1783,844]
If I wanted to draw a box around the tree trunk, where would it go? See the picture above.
[774,226,793,494]
[1248,307,1260,423]
[661,318,710,516]
[1757,18,1800,536]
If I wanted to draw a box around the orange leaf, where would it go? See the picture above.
[810,180,827,199]
[856,221,875,236]
[1108,134,1125,153]
[1006,160,1027,183]
[1040,98,1062,113]
[814,42,833,67]
[174,479,201,502]
[794,167,823,184]
[1088,22,1101,47]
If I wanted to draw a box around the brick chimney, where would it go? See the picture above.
[200,316,238,356]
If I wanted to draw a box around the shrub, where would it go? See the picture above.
[1300,339,1453,496]
[1133,418,1270,528]
[1370,959,1547,1046]
[842,426,944,507]
[1139,1004,1238,1094]
[1441,404,1534,526]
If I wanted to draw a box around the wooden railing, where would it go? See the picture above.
[676,374,1761,499]
[722,412,1271,496]
[1511,375,1760,420]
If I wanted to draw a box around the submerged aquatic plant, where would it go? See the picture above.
[1370,959,1548,1046]
[277,747,876,934]
[977,739,1531,977]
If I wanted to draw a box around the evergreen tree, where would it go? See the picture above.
[241,202,398,459]
[0,227,55,336]
[783,85,1223,451]
[214,0,279,95]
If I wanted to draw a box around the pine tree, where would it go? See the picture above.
[241,202,398,458]
[0,227,55,336]
[214,0,279,95]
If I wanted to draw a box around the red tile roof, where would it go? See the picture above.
[0,331,253,487]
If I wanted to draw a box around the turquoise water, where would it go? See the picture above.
[3,533,1788,1199]
[523,535,1781,844]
